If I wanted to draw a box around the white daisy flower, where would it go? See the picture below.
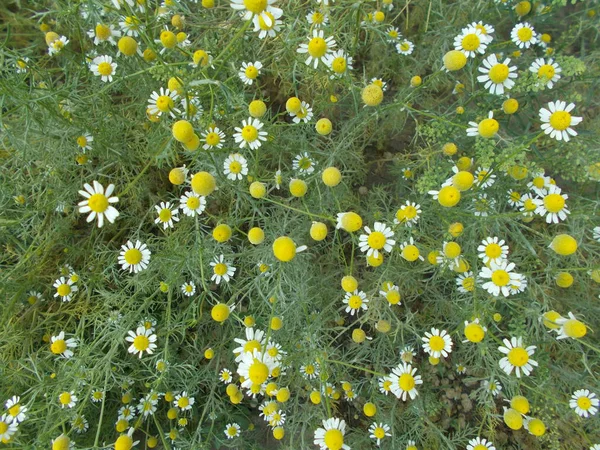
[233,327,266,362]
[466,111,498,138]
[292,152,316,175]
[528,171,553,195]
[394,201,421,227]
[371,77,388,91]
[479,260,521,297]
[236,349,279,389]
[230,0,283,32]
[201,127,225,150]
[519,193,539,217]
[325,49,353,78]
[507,189,523,208]
[388,363,423,401]
[181,281,196,297]
[529,58,561,89]
[210,255,236,284]
[89,55,117,82]
[180,96,203,121]
[238,61,263,85]
[307,10,329,27]
[358,222,395,259]
[477,236,509,265]
[369,422,391,446]
[399,236,424,262]
[48,36,69,55]
[482,379,502,396]
[343,290,369,315]
[300,362,320,380]
[297,29,336,69]
[224,422,241,439]
[118,240,151,273]
[174,391,194,411]
[498,336,537,377]
[219,368,233,384]
[76,133,94,151]
[511,22,538,48]
[179,191,206,217]
[147,87,180,118]
[233,117,268,150]
[154,201,179,229]
[71,414,89,433]
[4,396,27,423]
[454,26,487,58]
[50,331,77,358]
[223,153,249,181]
[314,417,350,450]
[467,437,496,450]
[570,389,599,418]
[290,101,314,124]
[477,54,517,95]
[87,23,121,45]
[252,11,283,38]
[396,39,414,55]
[468,21,495,43]
[15,57,29,73]
[58,391,78,409]
[456,272,475,293]
[539,100,583,142]
[119,15,142,36]
[53,276,78,302]
[386,26,401,42]
[78,180,119,227]
[118,405,136,421]
[533,184,570,223]
[126,326,157,358]
[422,328,453,358]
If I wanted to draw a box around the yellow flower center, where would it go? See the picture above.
[485,243,502,258]
[324,429,344,450]
[543,193,565,213]
[491,269,510,286]
[404,205,417,219]
[367,231,386,249]
[348,295,363,309]
[186,196,200,209]
[331,57,347,74]
[59,392,72,405]
[402,245,420,262]
[77,136,88,147]
[507,347,529,367]
[245,65,259,79]
[549,111,571,131]
[564,319,586,338]
[388,30,398,39]
[8,405,20,417]
[398,373,415,391]
[373,427,386,439]
[95,24,111,40]
[478,118,499,138]
[244,0,267,14]
[464,323,484,342]
[88,193,109,213]
[428,335,445,351]
[399,42,410,51]
[444,242,461,258]
[205,132,220,145]
[462,33,481,51]
[214,263,228,276]
[193,50,210,66]
[57,283,71,297]
[0,422,8,435]
[523,198,536,211]
[158,208,172,222]
[489,64,509,83]
[517,27,533,42]
[241,125,258,142]
[133,334,150,351]
[577,396,592,410]
[17,59,27,69]
[248,359,269,384]
[305,364,315,374]
[229,161,242,174]
[258,11,275,30]
[177,397,189,408]
[244,339,262,353]
[538,64,555,80]
[473,445,488,450]
[462,277,475,291]
[160,30,177,48]
[51,339,67,354]
[156,95,174,113]
[509,191,521,202]
[124,248,142,265]
[308,37,327,58]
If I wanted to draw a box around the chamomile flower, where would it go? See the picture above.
[58,391,78,409]
[0,415,18,440]
[26,291,43,305]
[147,87,180,118]
[378,376,393,395]
[237,349,278,389]
[253,10,283,38]
[471,194,495,217]
[457,272,476,293]
[230,0,282,29]
[468,21,495,43]
[224,422,241,439]
[15,57,29,73]
[190,49,214,69]
[482,379,502,396]
[88,23,121,45]
[118,240,151,273]
[498,336,537,377]
[389,363,423,401]
[238,61,263,85]
[454,26,487,58]
[48,36,69,55]
[325,49,353,78]
[5,396,27,423]
[233,327,266,362]
[53,277,78,302]
[223,153,249,181]
[478,237,509,265]
[358,222,395,259]
[91,391,105,403]
[292,157,318,180]
[314,417,350,450]
[519,193,539,217]
[71,414,89,433]
[456,364,467,374]
[181,281,196,297]
[511,22,538,49]
[422,328,453,358]
[78,180,119,227]
[570,389,598,418]
[396,39,414,55]
[394,201,421,227]
[533,184,570,223]
[528,171,553,195]
[174,392,194,411]
[297,29,336,69]
[180,96,203,121]
[118,405,136,421]
[50,331,77,358]
[467,437,496,450]
[201,127,225,150]
[371,77,388,91]
[554,312,588,340]
[380,283,401,306]
[399,346,416,363]
[120,15,142,36]
[307,10,329,27]
[477,54,517,95]
[126,326,157,358]
[343,290,369,315]
[210,255,236,284]
[539,100,583,142]
[386,26,401,42]
[467,111,499,138]
[76,133,93,152]
[479,260,521,297]
[179,191,206,217]
[529,58,561,89]
[268,410,286,427]
[154,201,179,229]
[290,101,314,124]
[300,362,320,379]
[400,237,424,262]
[233,117,268,150]
[369,422,391,446]
[507,190,523,208]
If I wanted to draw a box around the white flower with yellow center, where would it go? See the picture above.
[53,276,78,302]
[154,201,179,229]
[233,327,266,362]
[174,391,194,411]
[224,422,241,439]
[466,111,499,138]
[253,10,282,38]
[343,289,369,315]
[307,10,329,27]
[90,55,117,82]
[268,410,286,427]
[293,152,315,175]
[325,49,353,78]
[233,117,268,150]
[533,184,569,223]
[482,379,502,396]
[58,391,78,409]
[369,422,391,446]
[400,237,424,262]
[479,260,521,297]
[511,22,538,48]
[48,36,69,55]
[454,26,487,58]
[147,87,180,118]
[570,389,598,418]
[126,326,157,358]
[118,405,136,421]
[118,240,151,273]
[389,363,423,401]
[237,349,278,389]
[468,21,495,43]
[467,437,496,450]
[358,222,395,259]
[71,415,89,433]
[539,100,583,142]
[396,39,414,55]
[498,336,537,377]
[210,254,236,284]
[120,15,142,36]
[314,417,350,450]
[297,29,336,69]
[219,368,233,384]
[519,193,539,217]
[395,200,421,226]
[181,96,203,121]
[224,153,249,181]
[230,0,282,32]
[529,58,561,89]
[422,328,453,358]
[371,77,388,91]
[300,362,320,379]
[386,26,401,42]
[290,101,313,123]
[0,415,17,441]
[87,23,121,45]
[456,272,475,293]
[507,189,523,208]
[15,57,29,73]
[201,127,225,150]
[477,237,509,265]
[378,376,393,395]
[238,61,263,85]
[472,192,496,216]
[5,396,27,424]
[181,281,196,297]
[76,133,93,151]
[477,54,517,95]
[78,180,119,227]
[50,331,77,358]
[179,191,206,217]
[554,312,587,340]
